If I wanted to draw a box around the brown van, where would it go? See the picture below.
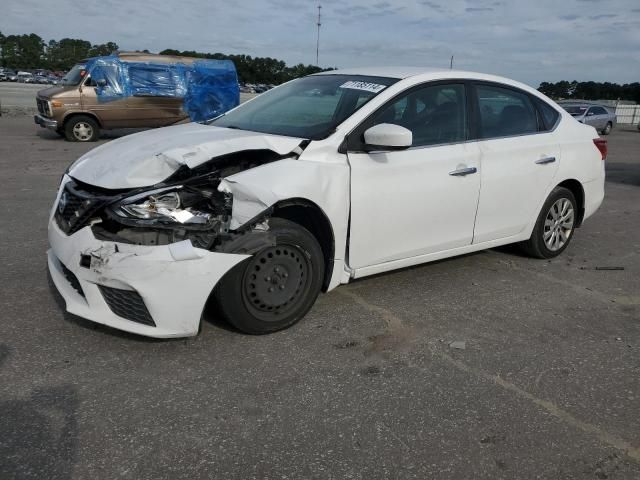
[34,52,197,142]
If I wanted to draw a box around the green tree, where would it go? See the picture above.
[0,33,45,69]
[46,38,91,70]
[538,81,640,103]
[88,42,119,58]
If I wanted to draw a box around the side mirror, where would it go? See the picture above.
[363,123,412,151]
[96,78,107,88]
[587,111,594,116]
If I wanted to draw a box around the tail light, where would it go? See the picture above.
[593,138,607,160]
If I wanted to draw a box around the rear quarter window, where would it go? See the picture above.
[534,98,560,131]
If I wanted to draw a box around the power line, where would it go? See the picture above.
[316,5,322,66]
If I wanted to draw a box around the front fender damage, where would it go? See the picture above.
[218,179,278,230]
[89,146,307,258]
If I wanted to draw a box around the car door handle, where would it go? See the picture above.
[535,156,556,165]
[449,167,477,176]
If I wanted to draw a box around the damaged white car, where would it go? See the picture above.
[48,68,606,337]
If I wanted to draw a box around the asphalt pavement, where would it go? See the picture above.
[0,116,638,479]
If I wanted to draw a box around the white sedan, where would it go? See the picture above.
[48,67,606,337]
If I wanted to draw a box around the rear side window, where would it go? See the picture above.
[476,84,537,138]
[128,65,180,97]
[534,98,560,131]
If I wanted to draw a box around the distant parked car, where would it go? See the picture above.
[561,103,616,135]
[4,70,18,82]
[17,72,35,83]
[0,72,6,81]
[35,51,239,141]
[35,75,49,84]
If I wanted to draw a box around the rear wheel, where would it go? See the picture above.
[214,218,324,334]
[601,122,612,135]
[520,186,577,259]
[64,115,99,142]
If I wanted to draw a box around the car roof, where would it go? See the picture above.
[80,52,199,65]
[313,66,451,79]
[316,66,535,86]
[559,101,604,107]
[312,67,547,99]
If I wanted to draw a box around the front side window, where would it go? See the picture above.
[211,74,398,139]
[476,85,537,138]
[371,83,467,147]
[60,64,87,86]
[592,106,608,115]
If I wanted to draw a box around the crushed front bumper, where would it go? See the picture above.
[48,214,249,338]
[34,114,58,130]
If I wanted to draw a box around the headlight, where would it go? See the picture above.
[113,187,213,224]
[120,191,181,219]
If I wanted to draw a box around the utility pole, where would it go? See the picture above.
[316,5,322,66]
[450,55,454,70]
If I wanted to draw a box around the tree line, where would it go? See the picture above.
[538,80,640,104]
[0,32,118,71]
[0,32,330,84]
[3,32,636,95]
[159,49,329,85]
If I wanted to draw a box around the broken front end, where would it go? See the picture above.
[47,151,284,337]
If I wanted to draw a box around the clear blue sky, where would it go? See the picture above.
[3,0,639,87]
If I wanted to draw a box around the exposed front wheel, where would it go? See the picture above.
[214,218,325,334]
[520,186,577,259]
[601,122,612,135]
[64,115,99,142]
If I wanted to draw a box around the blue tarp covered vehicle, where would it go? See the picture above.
[86,54,240,122]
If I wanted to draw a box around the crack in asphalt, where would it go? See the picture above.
[337,287,640,463]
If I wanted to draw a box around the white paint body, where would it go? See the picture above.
[49,67,605,337]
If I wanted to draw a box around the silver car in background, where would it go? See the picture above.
[561,102,617,135]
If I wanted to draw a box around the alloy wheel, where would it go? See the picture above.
[543,198,574,251]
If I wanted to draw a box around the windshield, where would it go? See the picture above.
[61,64,87,86]
[210,74,399,139]
[563,105,588,116]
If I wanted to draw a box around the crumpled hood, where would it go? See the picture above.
[68,122,304,189]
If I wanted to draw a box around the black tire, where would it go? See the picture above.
[64,115,99,142]
[520,186,577,259]
[214,218,324,334]
[601,122,612,135]
[55,128,65,138]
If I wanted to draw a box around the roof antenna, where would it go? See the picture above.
[316,5,322,66]
[450,55,454,70]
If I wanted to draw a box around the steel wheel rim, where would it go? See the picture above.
[543,198,574,251]
[241,244,313,321]
[73,122,93,141]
